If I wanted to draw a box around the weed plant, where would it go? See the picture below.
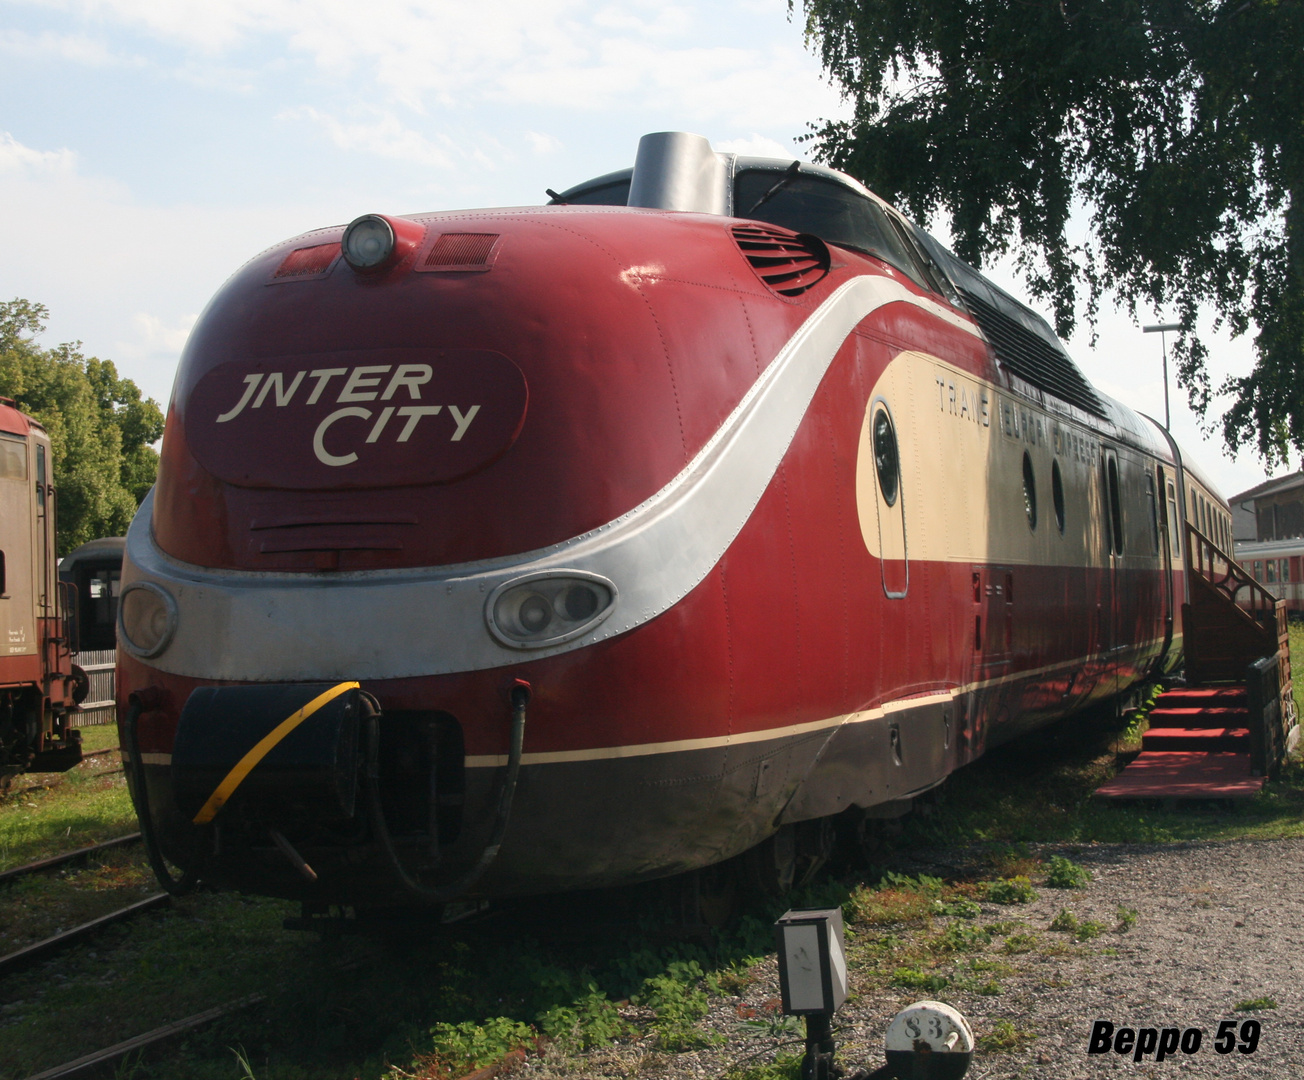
[983,877,1037,904]
[1044,856,1092,889]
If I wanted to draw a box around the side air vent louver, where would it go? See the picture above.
[732,225,831,297]
[958,289,1107,418]
[271,243,340,281]
[416,233,501,273]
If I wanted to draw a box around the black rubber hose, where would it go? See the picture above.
[122,696,197,897]
[365,685,527,903]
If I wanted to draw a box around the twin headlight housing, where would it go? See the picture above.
[118,571,617,659]
[486,572,617,648]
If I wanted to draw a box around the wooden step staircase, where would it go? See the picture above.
[1096,524,1296,803]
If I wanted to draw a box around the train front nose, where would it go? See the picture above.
[119,204,806,904]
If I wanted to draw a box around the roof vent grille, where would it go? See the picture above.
[418,233,501,273]
[272,243,340,280]
[731,225,831,297]
[958,289,1107,417]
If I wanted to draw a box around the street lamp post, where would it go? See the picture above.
[1143,322,1183,430]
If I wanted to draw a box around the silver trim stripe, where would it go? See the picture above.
[123,275,979,682]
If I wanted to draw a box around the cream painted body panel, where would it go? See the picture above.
[855,350,1172,572]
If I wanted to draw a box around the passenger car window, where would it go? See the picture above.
[733,171,931,290]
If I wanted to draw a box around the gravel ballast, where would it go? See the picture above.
[520,837,1304,1079]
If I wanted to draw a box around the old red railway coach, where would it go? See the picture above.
[117,132,1224,906]
[1,400,84,778]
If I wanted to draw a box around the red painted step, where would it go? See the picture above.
[1141,726,1250,752]
[1095,751,1264,800]
[1147,705,1249,729]
[1153,686,1246,707]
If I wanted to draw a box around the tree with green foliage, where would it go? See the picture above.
[0,299,164,554]
[797,0,1303,464]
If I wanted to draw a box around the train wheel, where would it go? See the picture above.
[739,819,834,897]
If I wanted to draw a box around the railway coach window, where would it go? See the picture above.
[1106,456,1124,555]
[1022,452,1037,530]
[734,171,931,290]
[1145,475,1160,554]
[873,408,900,506]
[1051,460,1065,534]
[1166,481,1179,555]
[0,435,25,479]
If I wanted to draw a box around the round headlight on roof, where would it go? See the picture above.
[342,214,397,270]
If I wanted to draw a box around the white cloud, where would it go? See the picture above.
[0,133,338,404]
[0,28,129,65]
[15,0,847,127]
[279,106,456,169]
[0,131,77,174]
[592,4,694,37]
[715,134,800,159]
[129,311,196,356]
[525,131,562,155]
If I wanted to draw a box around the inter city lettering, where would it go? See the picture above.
[216,364,438,422]
[211,365,483,466]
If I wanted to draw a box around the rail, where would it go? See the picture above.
[1185,521,1278,623]
[1185,521,1296,769]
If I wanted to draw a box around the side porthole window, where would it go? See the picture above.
[873,408,899,507]
[1051,460,1065,534]
[1022,451,1037,531]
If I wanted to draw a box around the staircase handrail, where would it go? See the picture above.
[1185,521,1278,622]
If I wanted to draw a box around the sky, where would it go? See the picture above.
[0,0,1280,500]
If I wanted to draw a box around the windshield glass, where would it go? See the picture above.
[734,170,929,289]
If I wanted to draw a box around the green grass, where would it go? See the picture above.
[978,1018,1035,1053]
[0,739,136,872]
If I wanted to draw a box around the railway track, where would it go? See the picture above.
[0,832,142,887]
[22,993,264,1079]
[0,892,170,978]
[0,833,153,978]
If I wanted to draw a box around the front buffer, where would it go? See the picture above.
[124,678,529,905]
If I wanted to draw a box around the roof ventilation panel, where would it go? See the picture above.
[417,233,502,273]
[732,224,832,297]
[271,243,340,282]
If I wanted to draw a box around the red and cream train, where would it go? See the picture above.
[116,131,1232,905]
